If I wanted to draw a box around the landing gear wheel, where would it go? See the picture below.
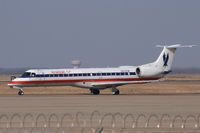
[90,89,100,95]
[112,88,120,95]
[18,90,24,96]
[113,90,119,95]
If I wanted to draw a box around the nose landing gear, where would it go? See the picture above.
[18,89,24,96]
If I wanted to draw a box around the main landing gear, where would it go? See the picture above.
[90,88,100,95]
[90,88,120,95]
[18,89,24,96]
[112,87,120,95]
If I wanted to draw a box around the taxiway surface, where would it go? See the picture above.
[0,94,200,114]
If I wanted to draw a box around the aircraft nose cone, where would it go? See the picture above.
[8,81,14,86]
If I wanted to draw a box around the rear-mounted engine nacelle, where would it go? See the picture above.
[136,66,162,78]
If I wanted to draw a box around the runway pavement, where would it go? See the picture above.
[0,94,200,114]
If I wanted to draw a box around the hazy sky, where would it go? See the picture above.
[0,0,199,68]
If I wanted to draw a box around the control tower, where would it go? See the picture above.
[71,60,81,69]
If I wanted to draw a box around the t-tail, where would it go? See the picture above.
[136,44,196,78]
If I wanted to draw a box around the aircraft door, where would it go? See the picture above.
[38,70,45,81]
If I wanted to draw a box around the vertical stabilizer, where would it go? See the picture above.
[154,44,196,72]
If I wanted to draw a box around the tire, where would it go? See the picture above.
[92,89,100,95]
[18,90,24,96]
[113,90,119,95]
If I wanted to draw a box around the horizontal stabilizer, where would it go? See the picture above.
[153,43,196,73]
[156,44,197,48]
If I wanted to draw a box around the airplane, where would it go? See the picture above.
[8,44,195,95]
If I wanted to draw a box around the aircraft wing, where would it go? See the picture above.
[91,80,160,88]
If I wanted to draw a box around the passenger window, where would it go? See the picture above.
[92,73,97,76]
[74,74,78,77]
[54,74,58,77]
[87,73,91,76]
[78,73,83,76]
[121,72,125,75]
[116,73,120,76]
[36,75,41,77]
[83,73,87,76]
[125,72,129,75]
[64,74,68,77]
[44,74,49,77]
[102,73,106,76]
[97,73,101,76]
[59,74,63,77]
[50,74,54,77]
[130,72,135,75]
[107,73,111,76]
[69,74,73,77]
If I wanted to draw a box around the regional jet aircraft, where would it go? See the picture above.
[8,44,195,95]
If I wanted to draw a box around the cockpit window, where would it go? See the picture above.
[22,72,31,77]
[21,72,36,77]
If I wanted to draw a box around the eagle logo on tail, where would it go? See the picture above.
[163,53,169,66]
